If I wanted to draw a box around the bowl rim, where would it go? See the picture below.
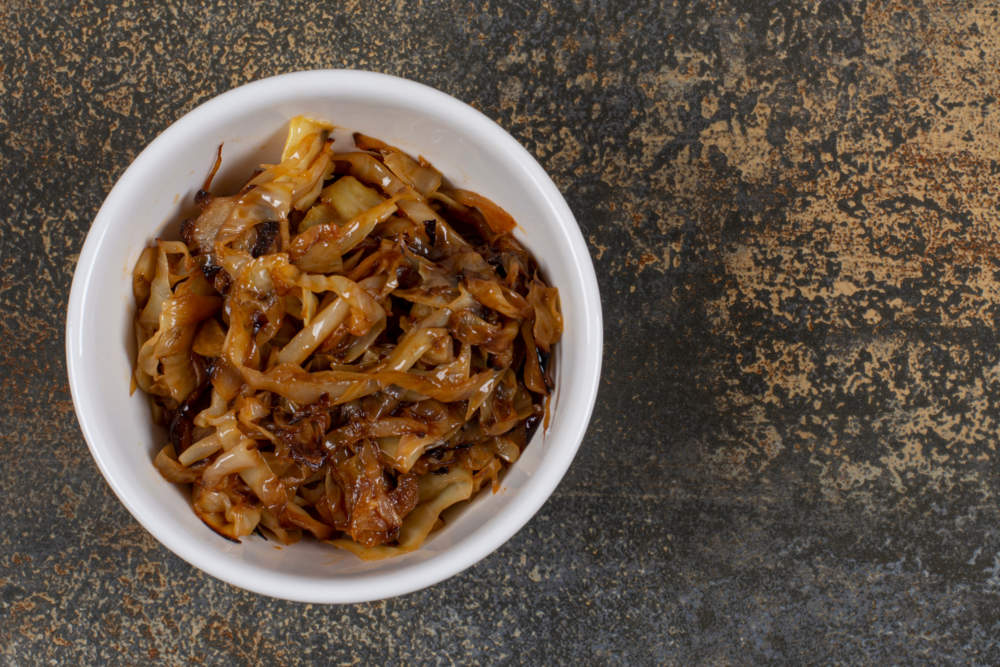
[66,69,603,603]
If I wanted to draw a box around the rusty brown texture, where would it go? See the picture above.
[3,0,1000,663]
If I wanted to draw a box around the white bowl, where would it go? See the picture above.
[66,70,603,603]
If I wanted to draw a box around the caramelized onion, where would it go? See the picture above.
[132,116,562,558]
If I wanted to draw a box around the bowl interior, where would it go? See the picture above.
[67,71,601,602]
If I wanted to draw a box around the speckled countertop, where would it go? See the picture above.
[3,1,1000,663]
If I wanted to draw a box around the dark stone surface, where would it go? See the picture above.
[3,0,1000,663]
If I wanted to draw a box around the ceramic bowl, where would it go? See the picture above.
[66,70,602,603]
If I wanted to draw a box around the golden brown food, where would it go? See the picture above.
[131,116,562,559]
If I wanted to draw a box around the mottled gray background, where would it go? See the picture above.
[3,0,1000,664]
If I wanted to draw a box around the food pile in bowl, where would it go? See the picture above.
[132,116,564,559]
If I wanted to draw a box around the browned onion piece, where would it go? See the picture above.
[132,246,157,309]
[527,279,563,353]
[332,152,408,195]
[382,151,442,196]
[182,196,236,256]
[449,188,518,235]
[132,116,562,557]
[352,132,399,153]
[465,276,530,319]
[520,321,548,395]
[154,445,200,484]
[289,196,400,272]
[326,440,419,546]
